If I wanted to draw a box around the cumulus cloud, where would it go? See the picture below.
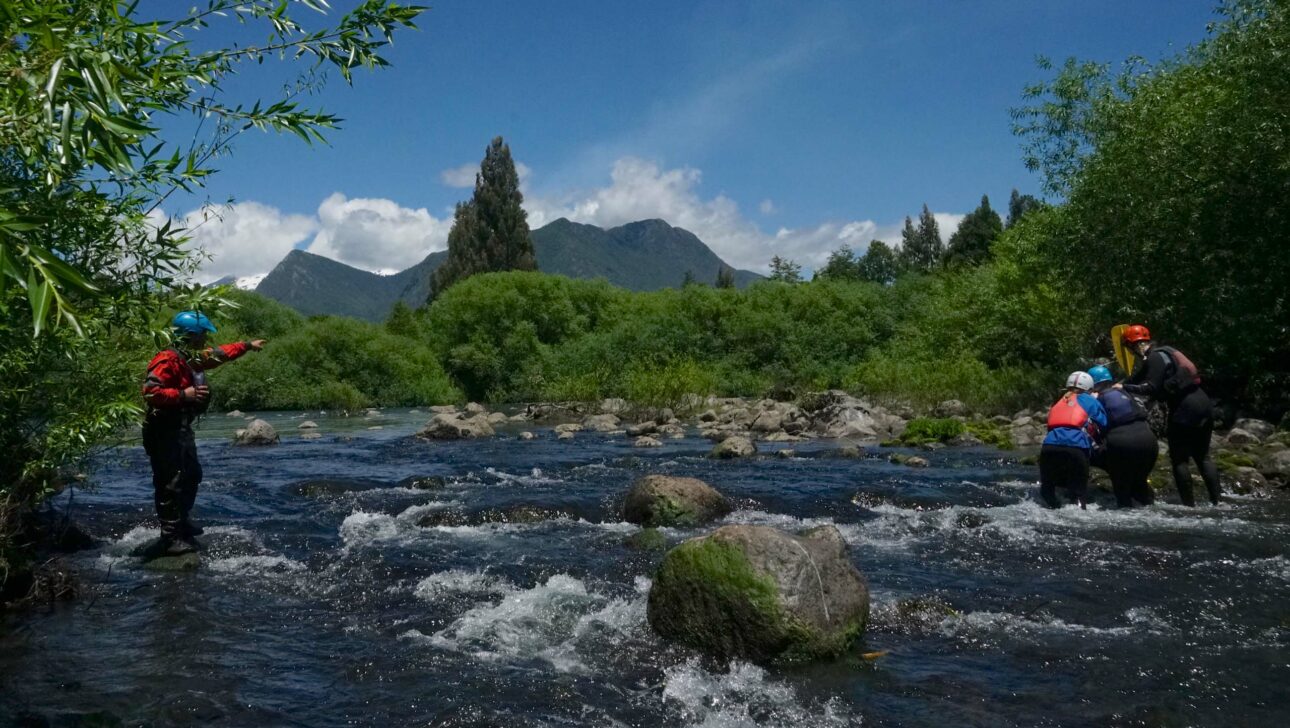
[305,193,453,272]
[181,201,316,283]
[440,161,531,189]
[525,157,962,272]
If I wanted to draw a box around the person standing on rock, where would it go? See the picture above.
[1088,366,1157,507]
[1114,325,1221,506]
[1039,371,1107,509]
[142,311,265,554]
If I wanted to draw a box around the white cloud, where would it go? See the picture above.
[440,161,532,189]
[181,201,316,283]
[439,163,477,188]
[305,192,452,272]
[524,157,963,272]
[759,199,777,215]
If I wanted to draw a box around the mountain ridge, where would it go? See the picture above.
[250,218,761,321]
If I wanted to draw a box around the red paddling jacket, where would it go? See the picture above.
[143,342,252,422]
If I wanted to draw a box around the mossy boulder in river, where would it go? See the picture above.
[647,524,869,664]
[622,475,730,527]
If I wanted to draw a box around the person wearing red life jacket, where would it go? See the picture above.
[1114,324,1220,506]
[142,311,266,554]
[1040,371,1108,509]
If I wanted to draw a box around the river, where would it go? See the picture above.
[2,408,1287,727]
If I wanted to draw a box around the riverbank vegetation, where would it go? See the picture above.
[0,0,424,599]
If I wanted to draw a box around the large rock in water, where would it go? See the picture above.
[648,524,869,664]
[233,418,279,446]
[711,435,756,459]
[417,413,494,440]
[622,475,730,527]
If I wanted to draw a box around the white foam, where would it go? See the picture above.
[939,610,1133,641]
[413,569,515,601]
[1188,555,1290,582]
[482,466,563,486]
[661,658,857,727]
[208,555,306,576]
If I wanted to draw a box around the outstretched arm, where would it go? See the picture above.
[194,339,266,371]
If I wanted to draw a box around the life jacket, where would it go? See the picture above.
[1153,345,1202,396]
[1099,389,1145,429]
[1047,392,1090,431]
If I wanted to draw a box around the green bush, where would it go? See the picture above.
[897,418,967,445]
[208,297,461,411]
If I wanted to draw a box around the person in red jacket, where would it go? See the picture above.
[142,310,265,554]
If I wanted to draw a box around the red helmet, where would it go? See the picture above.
[1123,324,1151,344]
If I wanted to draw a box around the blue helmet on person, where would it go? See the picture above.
[172,310,217,337]
[1088,365,1113,385]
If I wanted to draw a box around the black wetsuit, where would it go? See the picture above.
[1095,389,1158,507]
[1123,346,1220,506]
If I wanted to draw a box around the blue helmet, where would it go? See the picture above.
[172,310,217,337]
[1088,365,1114,385]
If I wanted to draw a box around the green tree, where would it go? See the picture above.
[944,195,1003,266]
[1013,0,1290,408]
[431,136,537,297]
[768,255,802,283]
[858,241,900,284]
[715,266,736,289]
[1006,188,1043,228]
[816,245,861,280]
[0,0,423,590]
[681,270,697,287]
[899,204,943,273]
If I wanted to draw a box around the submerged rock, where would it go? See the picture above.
[398,475,448,491]
[622,475,730,528]
[890,453,930,468]
[633,436,663,448]
[289,478,389,497]
[518,431,537,441]
[225,409,244,418]
[298,420,318,429]
[233,418,279,446]
[624,527,668,552]
[647,524,869,664]
[712,435,757,459]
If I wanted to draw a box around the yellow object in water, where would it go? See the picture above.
[1111,324,1137,377]
[860,650,889,661]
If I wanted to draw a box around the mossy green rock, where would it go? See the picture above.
[133,539,200,571]
[647,524,869,664]
[624,527,668,551]
[622,475,730,528]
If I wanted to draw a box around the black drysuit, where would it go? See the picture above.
[1123,346,1220,506]
[1092,389,1157,507]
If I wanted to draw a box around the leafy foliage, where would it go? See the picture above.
[898,205,943,273]
[944,195,1003,267]
[768,256,802,283]
[1013,0,1290,412]
[0,0,423,590]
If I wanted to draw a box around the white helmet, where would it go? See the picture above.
[1066,371,1094,392]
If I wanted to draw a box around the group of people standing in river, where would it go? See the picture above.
[139,311,1222,554]
[1039,324,1222,510]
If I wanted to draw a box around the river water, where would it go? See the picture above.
[1,409,1287,727]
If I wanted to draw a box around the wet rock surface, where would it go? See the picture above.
[647,524,869,664]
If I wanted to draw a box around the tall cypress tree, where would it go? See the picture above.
[715,265,736,289]
[431,136,537,298]
[944,194,1003,266]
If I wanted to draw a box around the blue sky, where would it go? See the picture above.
[172,0,1218,281]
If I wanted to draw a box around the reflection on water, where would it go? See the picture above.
[1,408,1287,727]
